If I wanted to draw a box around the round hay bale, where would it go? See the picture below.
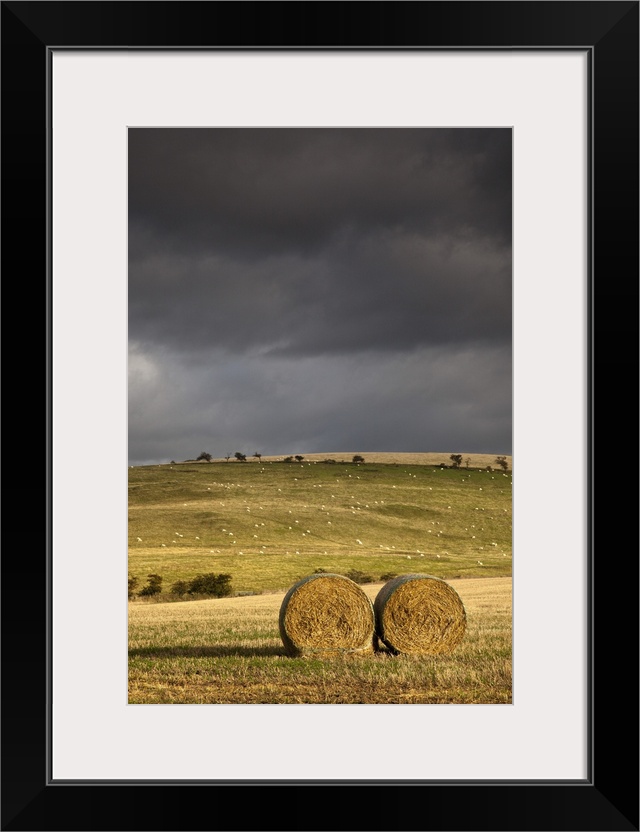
[279,574,375,657]
[374,574,466,655]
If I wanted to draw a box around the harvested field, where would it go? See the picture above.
[129,455,512,703]
[128,576,512,704]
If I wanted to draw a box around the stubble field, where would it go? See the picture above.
[129,576,511,703]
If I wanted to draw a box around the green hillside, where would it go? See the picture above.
[128,459,512,596]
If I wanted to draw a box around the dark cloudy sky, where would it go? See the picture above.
[128,128,512,466]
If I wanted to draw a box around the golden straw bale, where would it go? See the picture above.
[279,574,375,657]
[374,573,466,655]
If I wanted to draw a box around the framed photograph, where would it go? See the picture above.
[3,2,637,830]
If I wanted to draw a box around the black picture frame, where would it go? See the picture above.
[2,2,638,830]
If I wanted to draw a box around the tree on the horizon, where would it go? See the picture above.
[253,452,262,463]
[197,451,212,462]
[450,454,463,468]
[234,452,247,462]
[495,455,509,471]
[295,455,304,463]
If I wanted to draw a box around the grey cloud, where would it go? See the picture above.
[128,128,511,259]
[128,343,511,465]
[128,127,512,463]
[129,226,511,356]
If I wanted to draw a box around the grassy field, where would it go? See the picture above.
[129,577,512,704]
[128,454,512,704]
[128,455,512,595]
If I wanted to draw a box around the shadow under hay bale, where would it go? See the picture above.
[374,574,466,656]
[279,574,375,657]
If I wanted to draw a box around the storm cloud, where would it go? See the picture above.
[128,128,512,465]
